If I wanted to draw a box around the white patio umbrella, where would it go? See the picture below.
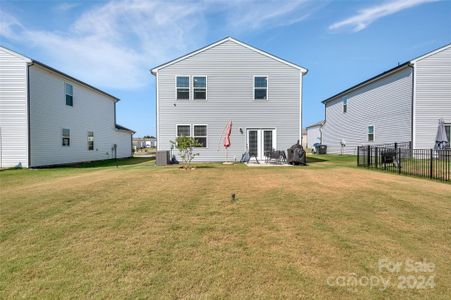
[434,118,449,150]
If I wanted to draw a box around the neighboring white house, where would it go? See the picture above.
[301,128,308,148]
[305,120,324,148]
[133,137,156,150]
[0,46,134,168]
[151,37,307,161]
[322,44,451,154]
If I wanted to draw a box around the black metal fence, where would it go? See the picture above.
[357,142,450,182]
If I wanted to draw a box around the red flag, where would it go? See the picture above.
[223,121,232,148]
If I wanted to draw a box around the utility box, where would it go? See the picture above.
[318,145,327,154]
[156,151,170,166]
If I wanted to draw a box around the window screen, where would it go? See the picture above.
[176,76,190,100]
[193,76,206,100]
[254,76,267,100]
[177,125,190,137]
[62,128,70,146]
[65,83,73,106]
[194,125,207,147]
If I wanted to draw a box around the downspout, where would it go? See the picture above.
[323,102,327,145]
[27,62,34,167]
[410,63,416,149]
[114,101,117,127]
[299,72,303,144]
[156,71,159,150]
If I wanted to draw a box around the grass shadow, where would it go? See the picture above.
[47,157,154,169]
[75,157,154,168]
[306,156,328,163]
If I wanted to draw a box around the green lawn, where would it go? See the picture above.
[1,156,450,299]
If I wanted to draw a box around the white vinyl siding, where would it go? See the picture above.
[306,125,322,148]
[157,40,302,161]
[0,47,29,168]
[322,67,413,154]
[414,46,451,149]
[29,64,132,166]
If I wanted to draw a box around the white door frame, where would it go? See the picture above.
[246,128,276,160]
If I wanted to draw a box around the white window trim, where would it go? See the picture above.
[65,82,74,107]
[176,124,191,137]
[368,125,375,142]
[62,128,70,147]
[175,124,208,148]
[88,130,94,151]
[192,75,207,101]
[253,75,269,101]
[175,75,190,101]
[193,124,208,148]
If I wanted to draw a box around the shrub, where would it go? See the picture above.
[170,136,201,169]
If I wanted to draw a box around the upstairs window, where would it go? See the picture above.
[62,128,70,146]
[343,99,348,113]
[65,83,73,106]
[368,126,374,142]
[193,76,207,100]
[88,131,94,150]
[177,125,191,137]
[193,125,207,147]
[176,76,190,100]
[254,76,268,100]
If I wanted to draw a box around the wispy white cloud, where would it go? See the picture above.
[53,2,80,13]
[0,10,24,39]
[0,0,321,90]
[329,0,438,32]
[222,0,324,30]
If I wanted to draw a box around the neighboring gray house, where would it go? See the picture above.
[0,46,134,168]
[322,44,451,154]
[151,37,307,161]
[306,120,324,148]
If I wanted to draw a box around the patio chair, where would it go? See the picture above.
[264,149,287,164]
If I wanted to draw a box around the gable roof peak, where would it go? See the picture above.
[150,36,307,75]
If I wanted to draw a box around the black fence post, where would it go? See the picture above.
[367,145,371,168]
[357,146,360,166]
[375,147,378,168]
[430,149,433,179]
[398,148,401,174]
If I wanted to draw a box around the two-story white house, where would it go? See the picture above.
[305,120,324,149]
[322,44,451,154]
[151,37,307,162]
[0,46,134,168]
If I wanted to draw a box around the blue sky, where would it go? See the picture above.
[1,0,450,136]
